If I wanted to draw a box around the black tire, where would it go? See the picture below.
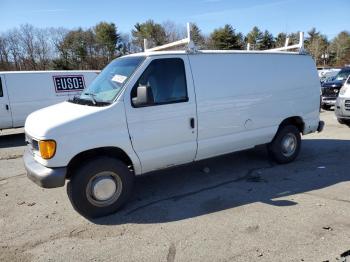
[337,118,345,124]
[67,157,134,218]
[268,125,301,164]
[337,118,350,126]
[321,104,331,110]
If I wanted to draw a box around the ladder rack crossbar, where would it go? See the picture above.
[144,24,305,54]
[145,38,190,52]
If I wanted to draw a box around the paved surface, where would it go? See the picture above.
[0,111,350,262]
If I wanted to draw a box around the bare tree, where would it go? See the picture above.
[119,33,136,55]
[1,21,349,70]
[162,21,186,42]
[0,35,11,70]
[48,27,68,57]
[49,27,70,69]
[35,28,52,69]
[18,24,37,69]
[7,29,23,70]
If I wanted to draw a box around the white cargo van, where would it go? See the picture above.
[24,27,324,218]
[0,71,99,130]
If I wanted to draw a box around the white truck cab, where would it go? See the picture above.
[24,29,324,218]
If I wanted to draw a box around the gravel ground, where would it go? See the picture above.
[0,111,350,262]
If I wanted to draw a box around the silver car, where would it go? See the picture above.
[335,76,350,124]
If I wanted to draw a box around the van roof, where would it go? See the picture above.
[0,70,100,74]
[125,50,303,58]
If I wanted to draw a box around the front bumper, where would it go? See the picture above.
[335,97,350,119]
[321,97,336,106]
[23,149,66,188]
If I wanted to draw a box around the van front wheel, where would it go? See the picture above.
[67,157,134,218]
[268,125,301,164]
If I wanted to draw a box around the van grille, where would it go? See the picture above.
[345,100,350,111]
[25,134,39,153]
[322,87,339,97]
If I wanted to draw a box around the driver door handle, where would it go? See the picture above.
[5,104,9,110]
[190,117,195,129]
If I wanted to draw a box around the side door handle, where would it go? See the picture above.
[5,104,9,111]
[190,117,195,129]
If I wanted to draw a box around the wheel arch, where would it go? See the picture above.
[278,116,305,133]
[66,147,134,179]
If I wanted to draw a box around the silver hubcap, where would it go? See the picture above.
[86,171,122,207]
[281,133,297,157]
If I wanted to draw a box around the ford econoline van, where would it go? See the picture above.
[24,31,324,218]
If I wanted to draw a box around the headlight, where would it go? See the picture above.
[39,140,56,159]
[340,85,348,95]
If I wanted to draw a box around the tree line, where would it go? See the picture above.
[0,20,349,71]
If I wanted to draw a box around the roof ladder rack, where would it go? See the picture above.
[263,31,305,53]
[144,23,305,54]
[144,22,196,52]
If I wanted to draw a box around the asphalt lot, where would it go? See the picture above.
[0,110,350,262]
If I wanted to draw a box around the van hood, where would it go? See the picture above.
[322,79,344,88]
[25,101,108,139]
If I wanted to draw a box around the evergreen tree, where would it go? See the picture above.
[246,26,263,50]
[275,32,287,48]
[209,24,243,50]
[132,20,167,50]
[305,28,329,65]
[94,22,119,61]
[190,23,206,48]
[260,30,275,50]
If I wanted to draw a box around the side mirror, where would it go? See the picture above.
[132,85,154,107]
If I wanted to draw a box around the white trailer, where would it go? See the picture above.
[0,71,99,129]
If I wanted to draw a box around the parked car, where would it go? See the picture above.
[321,67,350,110]
[319,68,340,83]
[0,71,99,130]
[335,75,350,124]
[23,38,323,218]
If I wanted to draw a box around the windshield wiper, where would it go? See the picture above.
[69,96,87,104]
[83,92,97,105]
[68,94,111,107]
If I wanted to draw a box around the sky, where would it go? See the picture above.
[0,0,349,39]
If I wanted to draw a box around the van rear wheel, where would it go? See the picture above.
[67,157,134,218]
[268,125,301,164]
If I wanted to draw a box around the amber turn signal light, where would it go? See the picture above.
[39,140,56,159]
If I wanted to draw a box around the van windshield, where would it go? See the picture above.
[76,56,145,106]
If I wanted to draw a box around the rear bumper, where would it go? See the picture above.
[23,149,66,188]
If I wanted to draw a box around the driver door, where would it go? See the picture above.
[124,56,197,173]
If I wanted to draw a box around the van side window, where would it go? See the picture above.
[132,58,188,106]
[0,77,3,97]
